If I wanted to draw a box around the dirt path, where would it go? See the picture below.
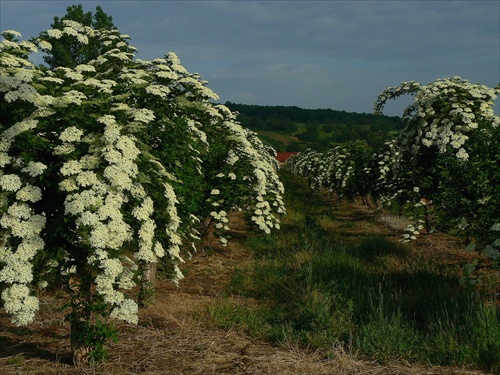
[0,207,493,375]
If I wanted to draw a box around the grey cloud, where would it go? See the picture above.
[1,0,498,115]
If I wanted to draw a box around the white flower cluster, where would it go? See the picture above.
[0,177,46,325]
[90,250,138,324]
[288,77,499,251]
[1,22,287,331]
[0,35,41,106]
[401,221,424,242]
[22,161,47,177]
[0,44,48,323]
[133,196,158,263]
[1,284,39,326]
[211,210,229,230]
[376,77,499,161]
[186,119,208,145]
[163,183,185,282]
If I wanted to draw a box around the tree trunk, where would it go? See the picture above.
[70,320,90,367]
[68,275,92,366]
[139,262,157,307]
[423,203,432,234]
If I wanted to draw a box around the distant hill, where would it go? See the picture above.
[224,102,404,152]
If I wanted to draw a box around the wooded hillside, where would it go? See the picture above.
[224,102,404,151]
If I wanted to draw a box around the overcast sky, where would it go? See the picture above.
[1,0,499,116]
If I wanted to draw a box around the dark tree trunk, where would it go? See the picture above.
[138,262,157,307]
[70,320,90,367]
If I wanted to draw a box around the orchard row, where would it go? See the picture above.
[0,22,284,363]
[286,77,499,256]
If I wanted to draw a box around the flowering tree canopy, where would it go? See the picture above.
[287,77,499,256]
[374,77,499,161]
[374,77,499,249]
[1,22,284,363]
[36,4,116,69]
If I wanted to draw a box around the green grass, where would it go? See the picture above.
[206,170,500,372]
[6,354,25,366]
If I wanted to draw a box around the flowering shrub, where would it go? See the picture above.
[323,141,375,202]
[375,77,499,252]
[0,23,284,363]
[286,148,327,191]
[287,77,499,257]
[204,122,285,236]
[286,141,375,203]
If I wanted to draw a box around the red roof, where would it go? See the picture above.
[276,152,299,163]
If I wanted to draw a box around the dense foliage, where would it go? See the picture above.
[36,4,116,69]
[225,102,402,130]
[0,22,284,363]
[287,77,500,257]
[225,102,404,151]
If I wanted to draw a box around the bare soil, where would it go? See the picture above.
[0,200,496,375]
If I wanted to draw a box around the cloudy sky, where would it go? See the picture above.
[1,0,499,116]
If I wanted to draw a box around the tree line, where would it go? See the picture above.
[224,102,403,130]
[224,102,405,151]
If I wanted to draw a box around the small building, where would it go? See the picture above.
[276,152,299,164]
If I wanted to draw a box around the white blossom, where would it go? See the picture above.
[15,185,42,202]
[0,174,23,192]
[2,30,22,38]
[1,284,39,326]
[46,29,63,39]
[21,162,47,177]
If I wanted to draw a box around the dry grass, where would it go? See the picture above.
[0,210,496,375]
[377,213,409,232]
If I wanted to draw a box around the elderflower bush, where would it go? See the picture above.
[200,106,285,238]
[372,139,406,205]
[375,77,500,252]
[133,52,286,243]
[375,77,499,162]
[286,148,326,191]
[287,77,499,258]
[286,142,376,204]
[1,19,285,344]
[322,141,374,201]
